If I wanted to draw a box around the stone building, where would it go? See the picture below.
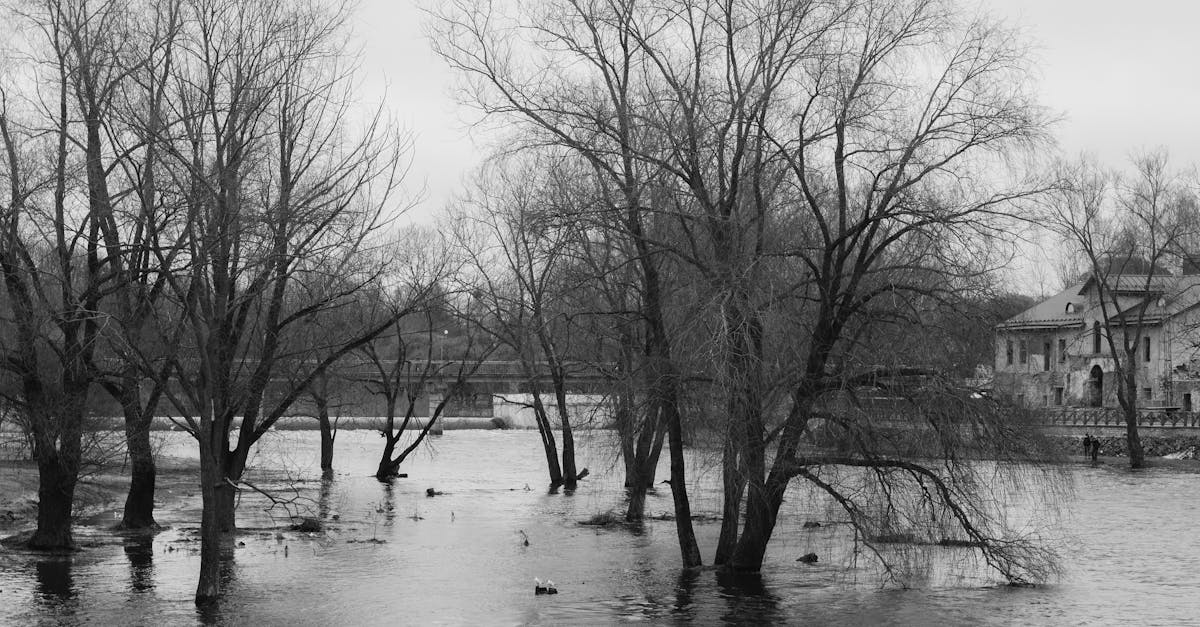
[994,272,1200,410]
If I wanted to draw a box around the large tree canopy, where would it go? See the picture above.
[433,0,1064,582]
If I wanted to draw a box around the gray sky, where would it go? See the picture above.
[347,0,1200,226]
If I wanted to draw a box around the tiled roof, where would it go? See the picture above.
[1112,275,1200,322]
[1078,274,1173,295]
[1000,274,1200,330]
[997,283,1086,329]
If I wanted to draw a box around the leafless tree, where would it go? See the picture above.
[135,0,415,603]
[350,227,487,480]
[452,157,593,490]
[0,0,177,547]
[432,0,706,567]
[432,0,1059,582]
[59,0,186,531]
[1046,152,1200,468]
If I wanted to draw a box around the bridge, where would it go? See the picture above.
[1034,407,1200,429]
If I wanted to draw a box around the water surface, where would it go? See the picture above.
[1,430,1197,625]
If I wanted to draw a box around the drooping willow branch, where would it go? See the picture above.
[783,455,1055,584]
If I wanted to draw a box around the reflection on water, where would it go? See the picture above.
[35,558,74,598]
[2,430,1200,625]
[673,567,699,620]
[715,570,783,624]
[318,478,334,521]
[380,480,397,526]
[123,536,155,592]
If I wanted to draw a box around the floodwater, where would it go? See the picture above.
[2,429,1199,625]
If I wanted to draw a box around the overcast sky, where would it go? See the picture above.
[346,0,1200,231]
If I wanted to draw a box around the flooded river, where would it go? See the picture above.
[2,429,1199,625]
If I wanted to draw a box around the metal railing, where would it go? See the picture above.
[1035,407,1200,428]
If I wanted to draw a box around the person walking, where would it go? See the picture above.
[1083,433,1093,458]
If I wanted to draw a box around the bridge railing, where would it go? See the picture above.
[1034,408,1200,428]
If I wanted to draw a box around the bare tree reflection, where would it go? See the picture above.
[35,557,75,598]
[123,536,156,592]
[671,568,699,620]
[381,481,396,525]
[715,570,781,625]
[318,478,334,521]
[194,558,239,625]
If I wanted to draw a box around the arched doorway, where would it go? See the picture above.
[1089,365,1104,407]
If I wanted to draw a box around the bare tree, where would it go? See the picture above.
[361,323,494,481]
[433,0,705,567]
[138,0,415,603]
[563,216,671,519]
[351,229,485,480]
[1046,152,1200,468]
[0,0,145,548]
[433,0,1058,582]
[452,158,592,490]
[304,369,342,478]
[58,0,186,531]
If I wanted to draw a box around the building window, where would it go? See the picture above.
[1005,340,1013,366]
[1058,338,1067,363]
[1185,393,1193,412]
[1142,387,1153,401]
[1043,340,1051,371]
[1054,387,1064,405]
[1093,321,1102,354]
[1143,336,1151,362]
[1017,394,1026,406]
[1019,340,1027,365]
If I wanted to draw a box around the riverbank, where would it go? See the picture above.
[1052,433,1200,459]
[0,456,202,542]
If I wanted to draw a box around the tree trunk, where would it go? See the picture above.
[375,454,401,480]
[633,205,699,566]
[374,407,400,480]
[726,391,814,572]
[319,422,335,478]
[120,396,157,529]
[216,478,237,534]
[195,432,222,604]
[553,375,578,490]
[28,448,79,550]
[715,294,760,565]
[316,394,335,478]
[714,436,745,565]
[728,447,792,572]
[626,486,647,522]
[122,426,157,529]
[27,393,83,550]
[624,419,666,522]
[375,414,401,479]
[617,399,637,488]
[1120,364,1146,469]
[664,396,703,568]
[531,392,563,487]
[1125,412,1144,468]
